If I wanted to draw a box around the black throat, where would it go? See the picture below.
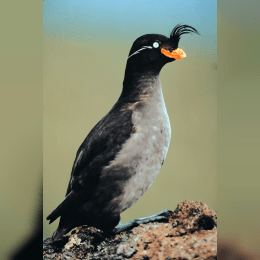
[121,59,162,100]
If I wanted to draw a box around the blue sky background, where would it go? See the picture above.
[44,0,216,60]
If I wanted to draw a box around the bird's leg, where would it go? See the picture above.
[113,209,173,234]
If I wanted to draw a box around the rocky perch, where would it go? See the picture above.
[43,201,217,260]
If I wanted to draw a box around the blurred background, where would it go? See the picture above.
[0,0,259,259]
[218,1,260,257]
[43,0,217,239]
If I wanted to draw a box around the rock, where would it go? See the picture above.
[117,244,136,258]
[43,200,217,259]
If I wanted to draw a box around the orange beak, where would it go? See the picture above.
[161,48,186,60]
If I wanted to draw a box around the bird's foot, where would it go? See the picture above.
[113,209,173,234]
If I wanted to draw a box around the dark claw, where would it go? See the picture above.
[114,209,173,233]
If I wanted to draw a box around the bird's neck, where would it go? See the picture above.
[121,64,161,100]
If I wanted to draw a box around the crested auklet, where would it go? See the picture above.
[46,24,199,241]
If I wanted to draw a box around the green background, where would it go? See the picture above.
[0,0,259,259]
[43,0,217,239]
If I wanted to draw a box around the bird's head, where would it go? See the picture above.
[126,24,199,73]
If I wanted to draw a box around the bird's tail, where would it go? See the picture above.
[46,191,76,224]
[51,226,70,242]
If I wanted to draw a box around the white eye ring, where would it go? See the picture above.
[153,42,159,48]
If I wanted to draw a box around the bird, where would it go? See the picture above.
[46,24,199,241]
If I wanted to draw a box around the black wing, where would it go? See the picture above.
[46,101,134,223]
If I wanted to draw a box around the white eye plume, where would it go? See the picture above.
[126,46,152,61]
[153,42,159,48]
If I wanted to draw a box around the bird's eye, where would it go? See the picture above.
[153,42,159,48]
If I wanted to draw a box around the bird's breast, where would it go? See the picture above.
[102,84,171,214]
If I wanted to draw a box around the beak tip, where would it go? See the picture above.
[161,48,186,60]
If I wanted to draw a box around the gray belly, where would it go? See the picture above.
[103,87,171,214]
[119,110,171,212]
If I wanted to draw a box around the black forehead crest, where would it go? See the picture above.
[170,24,199,44]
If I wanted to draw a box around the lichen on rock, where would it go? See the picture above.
[43,201,217,260]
